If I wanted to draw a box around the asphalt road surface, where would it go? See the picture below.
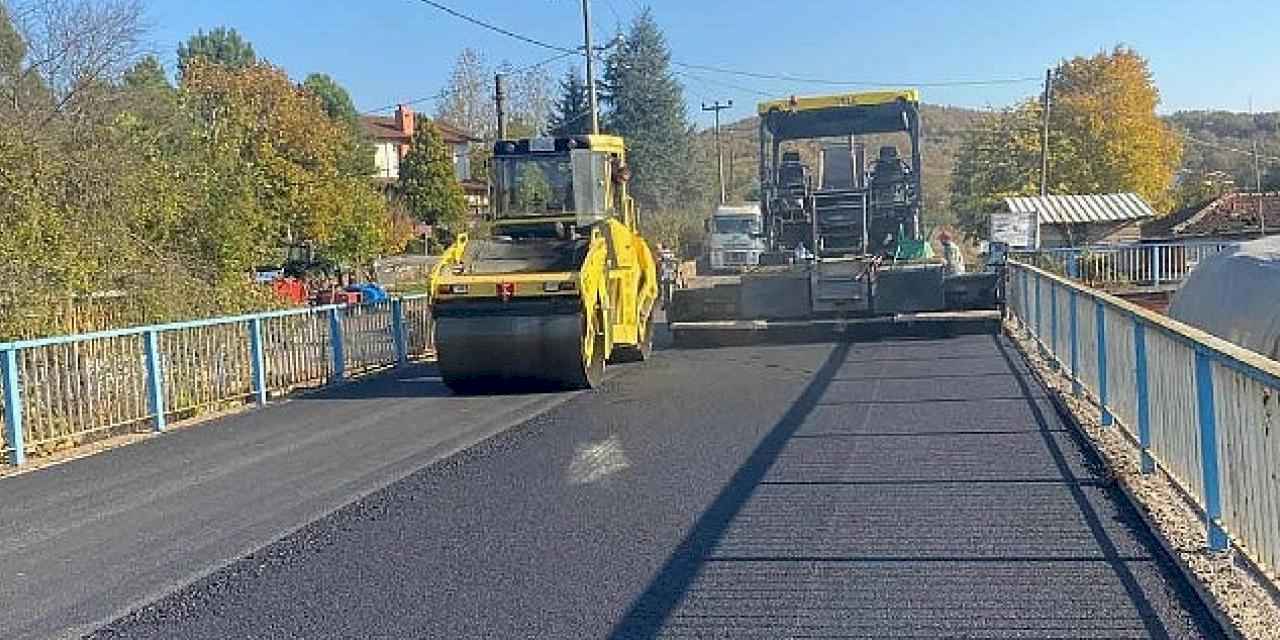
[2,332,1221,639]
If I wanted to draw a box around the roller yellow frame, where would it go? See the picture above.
[429,134,657,392]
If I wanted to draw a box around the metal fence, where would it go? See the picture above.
[1013,242,1236,288]
[1008,262,1280,584]
[0,295,433,466]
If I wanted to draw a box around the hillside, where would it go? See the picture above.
[1166,110,1280,190]
[697,104,1280,227]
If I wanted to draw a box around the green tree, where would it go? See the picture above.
[302,73,358,129]
[179,59,393,273]
[122,55,170,91]
[301,72,372,177]
[177,27,256,75]
[398,120,468,232]
[602,9,703,212]
[547,68,590,137]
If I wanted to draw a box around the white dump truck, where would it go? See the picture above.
[706,203,766,273]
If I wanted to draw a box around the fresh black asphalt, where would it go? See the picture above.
[2,333,1221,638]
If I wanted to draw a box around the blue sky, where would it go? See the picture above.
[141,1,1280,127]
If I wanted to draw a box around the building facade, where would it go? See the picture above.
[359,105,487,212]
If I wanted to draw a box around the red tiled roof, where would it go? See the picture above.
[358,115,478,145]
[1146,192,1280,239]
[360,116,410,142]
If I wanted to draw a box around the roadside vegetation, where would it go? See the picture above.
[0,1,412,340]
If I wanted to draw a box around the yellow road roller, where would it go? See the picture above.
[429,134,657,392]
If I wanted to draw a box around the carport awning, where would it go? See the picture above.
[1005,193,1156,224]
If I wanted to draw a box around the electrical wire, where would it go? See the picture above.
[414,0,578,54]
[1175,130,1280,165]
[413,0,1043,91]
[360,89,449,115]
[671,61,1042,88]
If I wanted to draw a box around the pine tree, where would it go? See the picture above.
[602,10,702,212]
[547,68,591,137]
[398,121,468,233]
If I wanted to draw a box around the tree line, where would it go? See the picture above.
[0,1,412,339]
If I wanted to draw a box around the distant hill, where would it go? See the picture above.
[1166,110,1280,190]
[697,104,1280,226]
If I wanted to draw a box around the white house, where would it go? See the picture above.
[359,105,486,211]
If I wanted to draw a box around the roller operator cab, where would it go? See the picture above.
[429,135,658,393]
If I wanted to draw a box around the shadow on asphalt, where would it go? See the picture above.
[607,341,852,638]
[606,335,1222,639]
[991,336,1220,639]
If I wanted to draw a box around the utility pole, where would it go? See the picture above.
[495,73,507,139]
[1251,97,1265,235]
[581,0,599,134]
[1040,68,1052,197]
[702,100,733,203]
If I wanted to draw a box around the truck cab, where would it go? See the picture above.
[706,204,765,273]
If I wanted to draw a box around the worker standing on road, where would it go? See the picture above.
[939,231,966,275]
[658,247,679,310]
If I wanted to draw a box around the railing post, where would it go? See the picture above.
[2,349,25,466]
[1069,290,1081,397]
[1194,348,1228,551]
[1022,270,1032,339]
[392,299,408,366]
[328,307,346,382]
[1034,273,1043,354]
[1096,299,1112,427]
[1133,320,1153,474]
[250,318,268,407]
[1049,281,1059,367]
[143,330,167,432]
[1151,245,1161,287]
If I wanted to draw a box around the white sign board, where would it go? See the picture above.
[989,211,1038,249]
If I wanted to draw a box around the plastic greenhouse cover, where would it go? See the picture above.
[1168,236,1280,361]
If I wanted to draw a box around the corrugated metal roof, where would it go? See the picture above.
[1004,193,1156,224]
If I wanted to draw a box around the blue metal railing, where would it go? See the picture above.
[1013,241,1236,287]
[1009,261,1280,583]
[0,295,432,467]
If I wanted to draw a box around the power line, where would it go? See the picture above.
[414,0,577,54]
[360,89,448,115]
[508,50,578,74]
[671,61,1042,88]
[1176,130,1280,165]
[674,69,774,99]
[413,0,1042,91]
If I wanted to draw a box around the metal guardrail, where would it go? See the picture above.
[0,295,433,467]
[1012,242,1236,288]
[1008,262,1280,584]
